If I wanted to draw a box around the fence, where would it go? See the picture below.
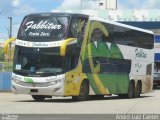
[0,72,12,91]
[0,47,13,91]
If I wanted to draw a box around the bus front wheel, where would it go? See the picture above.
[72,80,89,101]
[32,95,46,101]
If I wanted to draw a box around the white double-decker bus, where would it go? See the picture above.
[5,13,154,101]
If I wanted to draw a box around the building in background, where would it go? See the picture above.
[97,0,117,10]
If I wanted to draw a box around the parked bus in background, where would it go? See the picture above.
[153,63,160,88]
[4,13,154,101]
[154,35,160,88]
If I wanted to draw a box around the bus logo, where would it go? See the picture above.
[25,21,61,31]
[24,77,33,83]
[135,48,147,59]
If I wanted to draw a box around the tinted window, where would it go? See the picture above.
[69,17,87,38]
[83,57,131,74]
[103,22,154,49]
[18,16,69,41]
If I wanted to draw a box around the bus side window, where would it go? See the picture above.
[69,17,87,38]
[101,34,111,43]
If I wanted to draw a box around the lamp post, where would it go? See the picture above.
[8,17,12,62]
[8,17,12,38]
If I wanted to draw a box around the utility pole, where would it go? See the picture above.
[8,17,12,38]
[8,17,12,62]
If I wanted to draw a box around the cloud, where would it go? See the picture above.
[0,0,36,16]
[0,0,36,41]
[12,0,20,7]
[142,0,159,9]
[12,23,21,38]
[0,33,8,41]
[118,0,158,9]
[13,4,36,16]
[58,0,80,9]
[0,0,13,16]
[52,0,97,11]
[54,0,158,11]
[82,0,97,9]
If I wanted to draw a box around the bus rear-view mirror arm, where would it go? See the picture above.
[60,38,76,56]
[4,37,16,54]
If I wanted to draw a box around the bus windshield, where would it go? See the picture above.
[18,16,69,41]
[13,46,70,76]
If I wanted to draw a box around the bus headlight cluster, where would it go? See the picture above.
[12,77,21,84]
[49,79,62,85]
[46,74,65,85]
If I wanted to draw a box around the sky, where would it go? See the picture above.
[0,0,159,41]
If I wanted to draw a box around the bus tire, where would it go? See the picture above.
[127,82,134,99]
[72,80,89,101]
[153,85,157,89]
[118,94,126,98]
[90,95,104,100]
[32,95,46,101]
[134,81,141,98]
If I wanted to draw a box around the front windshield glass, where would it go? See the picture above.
[13,46,70,76]
[18,16,69,41]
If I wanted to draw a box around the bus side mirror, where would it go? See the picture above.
[60,38,75,56]
[4,37,16,54]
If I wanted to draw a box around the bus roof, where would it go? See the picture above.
[25,12,89,18]
[90,17,154,35]
[24,12,153,35]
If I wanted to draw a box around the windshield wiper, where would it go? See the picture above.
[14,69,30,76]
[36,70,57,76]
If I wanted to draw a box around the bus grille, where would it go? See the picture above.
[16,81,52,87]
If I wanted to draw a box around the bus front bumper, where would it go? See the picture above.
[12,81,64,96]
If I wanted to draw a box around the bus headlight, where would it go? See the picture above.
[12,77,21,84]
[12,74,23,84]
[49,79,62,85]
[47,74,65,85]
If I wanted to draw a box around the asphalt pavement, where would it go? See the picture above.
[0,88,160,120]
